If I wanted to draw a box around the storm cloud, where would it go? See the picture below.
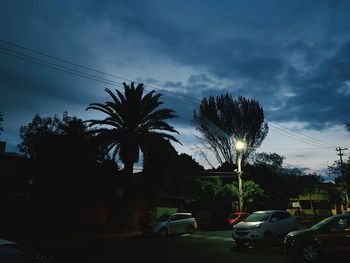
[1,0,350,154]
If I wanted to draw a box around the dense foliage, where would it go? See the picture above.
[193,94,268,165]
[86,82,180,175]
[14,112,119,233]
[187,178,265,227]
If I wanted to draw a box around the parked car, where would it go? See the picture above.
[284,213,350,262]
[232,210,297,246]
[0,239,50,263]
[224,212,249,227]
[142,212,198,237]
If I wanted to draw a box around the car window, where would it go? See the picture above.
[171,215,186,221]
[310,216,335,231]
[245,212,272,222]
[328,217,350,230]
[157,214,171,222]
[272,212,290,221]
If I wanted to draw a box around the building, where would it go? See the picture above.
[287,183,348,217]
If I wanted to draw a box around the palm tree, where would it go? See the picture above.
[86,82,181,176]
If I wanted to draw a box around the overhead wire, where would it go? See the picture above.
[269,122,337,148]
[268,124,335,149]
[0,39,343,151]
[0,39,201,106]
[0,46,199,108]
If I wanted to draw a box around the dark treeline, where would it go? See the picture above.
[1,112,119,236]
[0,85,347,237]
[0,111,341,235]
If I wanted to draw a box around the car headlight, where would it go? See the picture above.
[284,235,296,246]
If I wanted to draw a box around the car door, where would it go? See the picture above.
[269,212,285,236]
[178,214,189,233]
[318,216,350,250]
[278,212,294,234]
[167,215,182,233]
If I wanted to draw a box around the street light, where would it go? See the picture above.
[235,141,245,151]
[235,140,246,212]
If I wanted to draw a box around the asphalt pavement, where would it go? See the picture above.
[28,230,291,263]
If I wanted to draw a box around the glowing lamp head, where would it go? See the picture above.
[235,140,246,151]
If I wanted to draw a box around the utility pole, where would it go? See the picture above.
[336,147,349,212]
[234,140,246,212]
[236,152,243,212]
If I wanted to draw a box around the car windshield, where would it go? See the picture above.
[244,212,271,222]
[156,214,171,222]
[309,216,335,231]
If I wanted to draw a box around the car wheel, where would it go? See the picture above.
[187,225,195,234]
[300,243,320,262]
[159,228,168,237]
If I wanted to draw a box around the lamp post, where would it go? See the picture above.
[235,140,246,212]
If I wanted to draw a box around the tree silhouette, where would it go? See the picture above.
[86,82,181,176]
[250,152,285,168]
[142,139,178,201]
[18,112,96,159]
[17,112,116,233]
[193,94,268,165]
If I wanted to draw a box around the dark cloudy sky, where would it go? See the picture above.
[1,0,350,174]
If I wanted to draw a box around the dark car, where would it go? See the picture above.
[224,212,249,227]
[0,239,50,263]
[284,213,350,262]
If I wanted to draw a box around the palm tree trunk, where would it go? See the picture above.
[124,161,134,177]
[122,160,137,227]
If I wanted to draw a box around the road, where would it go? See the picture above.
[32,230,291,263]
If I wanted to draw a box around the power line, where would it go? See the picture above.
[0,38,343,150]
[269,125,335,149]
[269,122,336,148]
[0,39,131,82]
[261,146,336,150]
[0,48,125,87]
[0,39,201,106]
[268,122,335,148]
[0,47,198,107]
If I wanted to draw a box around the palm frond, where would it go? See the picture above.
[86,82,181,164]
[105,88,121,106]
[116,89,126,104]
[143,109,177,123]
[86,103,114,116]
[148,131,182,145]
[140,120,179,134]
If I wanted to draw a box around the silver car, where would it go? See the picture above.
[142,212,198,237]
[232,210,297,245]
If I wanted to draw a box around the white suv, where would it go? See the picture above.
[232,210,297,245]
[142,213,198,237]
